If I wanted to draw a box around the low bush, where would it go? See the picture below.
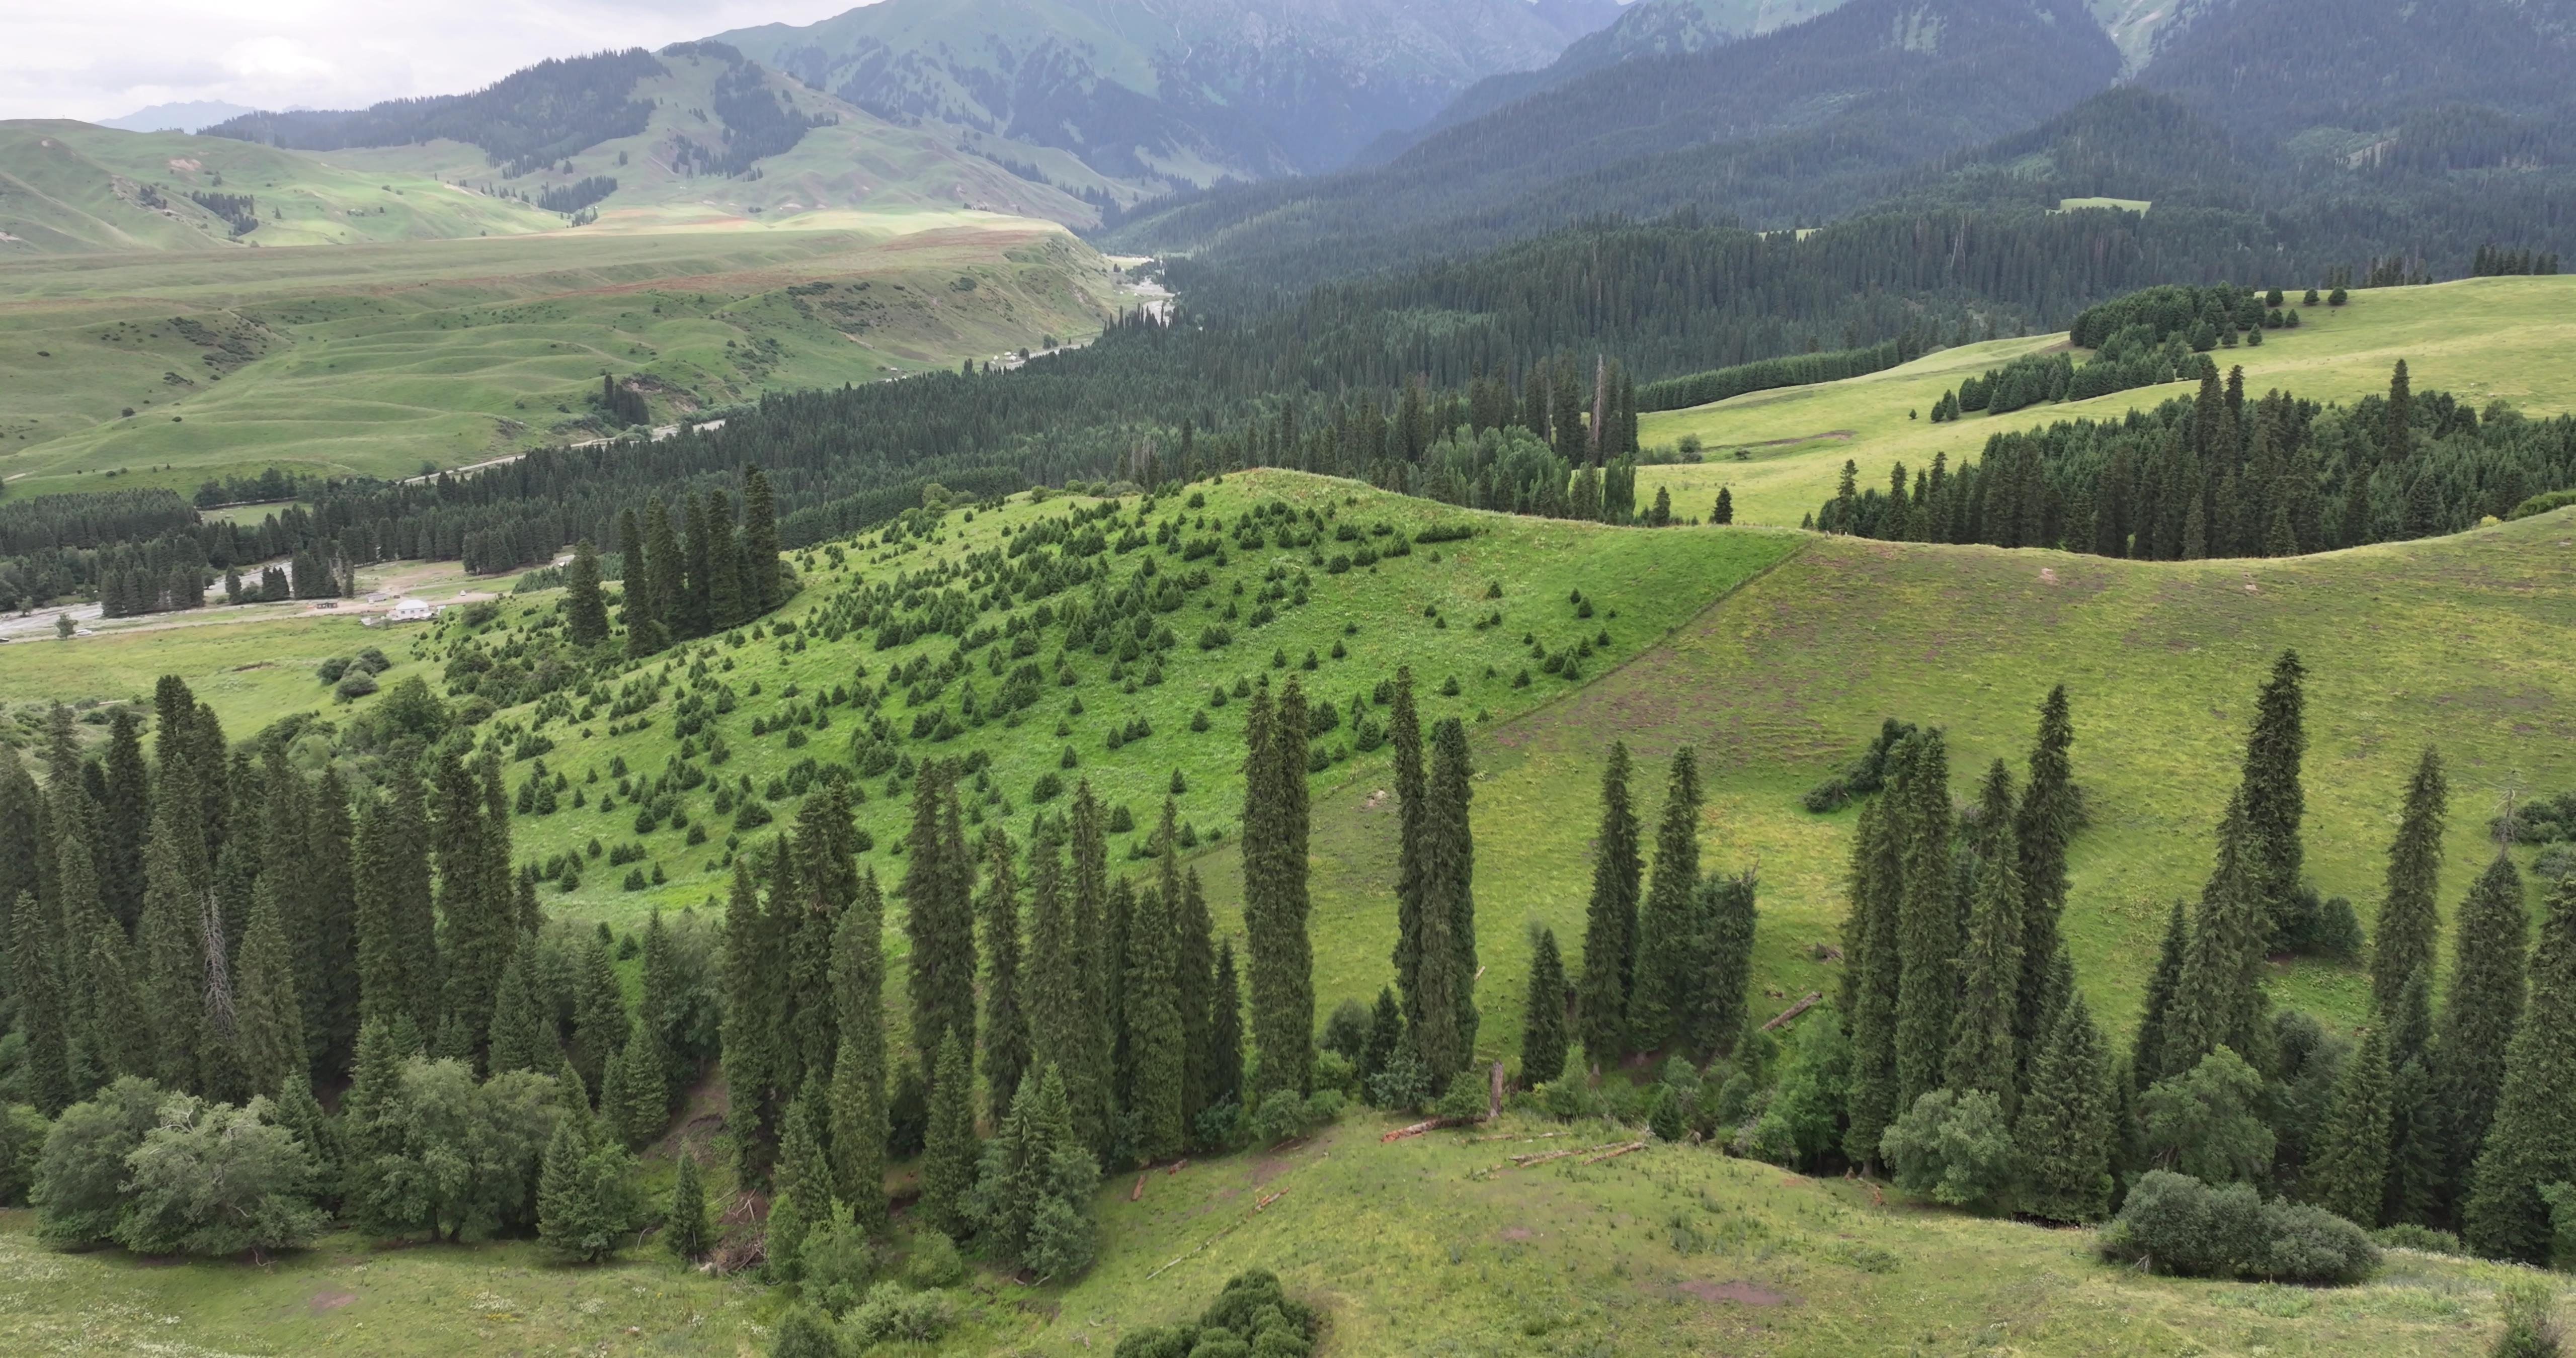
[1113,1268,1320,1358]
[2099,1170,2379,1284]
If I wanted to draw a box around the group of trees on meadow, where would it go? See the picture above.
[1820,362,2576,556]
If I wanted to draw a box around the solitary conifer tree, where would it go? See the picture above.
[1521,925,1570,1087]
[2437,855,2530,1182]
[565,539,609,645]
[1842,784,1908,1166]
[2306,1023,2393,1227]
[2015,990,2115,1223]
[1575,742,1642,1067]
[1389,668,1430,1025]
[2370,748,2448,1020]
[830,871,888,1228]
[1891,731,1956,1107]
[2239,651,2308,942]
[665,1151,713,1261]
[1630,747,1704,1053]
[1425,717,1480,1060]
[980,827,1030,1119]
[2462,872,2576,1262]
[919,1032,979,1238]
[1242,682,1315,1101]
[2014,687,2076,1066]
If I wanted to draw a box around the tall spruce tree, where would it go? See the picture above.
[680,493,714,640]
[1575,741,1642,1068]
[2239,650,2308,942]
[830,870,889,1229]
[904,761,977,1077]
[1125,881,1186,1162]
[740,468,782,614]
[1843,784,1908,1166]
[564,539,609,645]
[2462,871,2576,1262]
[617,507,656,658]
[2165,792,2273,1079]
[1242,682,1315,1101]
[1023,831,1107,1164]
[981,827,1030,1122]
[356,765,440,1042]
[642,496,684,652]
[1175,863,1218,1135]
[2436,855,2530,1183]
[487,947,548,1074]
[1389,667,1430,1026]
[1069,782,1114,1156]
[665,1151,713,1261]
[2128,899,2189,1093]
[232,879,307,1100]
[1694,872,1758,1057]
[10,891,72,1114]
[1947,762,2023,1111]
[722,858,785,1181]
[2370,748,2448,1020]
[1891,731,1957,1108]
[2304,1023,2392,1227]
[2014,687,2076,1068]
[768,1087,834,1265]
[1209,940,1244,1114]
[2383,972,2442,1229]
[1630,747,1704,1054]
[305,768,360,1078]
[1425,717,1480,1063]
[919,1032,979,1237]
[2015,990,2115,1223]
[98,708,149,933]
[1521,925,1570,1087]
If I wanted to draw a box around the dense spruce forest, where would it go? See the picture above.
[202,49,667,177]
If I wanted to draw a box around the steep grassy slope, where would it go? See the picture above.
[0,221,1119,490]
[1635,274,2576,530]
[4,1110,2557,1356]
[0,120,559,253]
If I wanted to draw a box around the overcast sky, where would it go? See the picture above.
[0,1,871,123]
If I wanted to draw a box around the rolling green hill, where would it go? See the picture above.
[4,472,2572,1356]
[0,120,559,253]
[1635,274,2576,531]
[0,219,1122,492]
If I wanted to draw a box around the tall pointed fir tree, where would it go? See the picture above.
[2304,1023,2392,1227]
[617,506,657,658]
[10,890,72,1114]
[681,493,714,640]
[1521,925,1570,1087]
[2015,990,2114,1223]
[665,1151,713,1261]
[2238,650,2308,942]
[570,925,628,1099]
[1069,781,1115,1157]
[1693,873,1758,1057]
[705,488,745,629]
[356,762,440,1044]
[1106,878,1139,1114]
[2014,687,2076,1069]
[2166,791,2273,1078]
[722,857,786,1181]
[1024,829,1105,1165]
[919,1032,979,1237]
[1388,668,1431,1032]
[487,946,548,1074]
[603,1024,669,1152]
[99,708,149,933]
[564,538,609,645]
[1425,717,1480,1065]
[2370,747,2448,1020]
[786,787,857,1097]
[305,767,360,1078]
[741,467,782,615]
[830,870,889,1227]
[642,496,684,650]
[981,827,1030,1123]
[1575,741,1642,1069]
[85,905,152,1081]
[769,1086,835,1267]
[1891,731,1957,1108]
[1126,878,1186,1162]
[1242,682,1315,1101]
[2463,872,2576,1262]
[429,750,498,1061]
[1175,861,1218,1137]
[1842,779,1908,1166]
[2130,901,2190,1092]
[1630,746,1704,1054]
[904,761,978,1078]
[233,877,307,1100]
[1209,940,1245,1115]
[138,788,208,1093]
[2383,966,2442,1228]
[1947,761,2023,1112]
[2436,855,2530,1193]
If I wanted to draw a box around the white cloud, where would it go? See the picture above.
[0,1,875,123]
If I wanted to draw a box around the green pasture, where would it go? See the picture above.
[0,221,1116,491]
[7,1106,2560,1356]
[1636,274,2576,530]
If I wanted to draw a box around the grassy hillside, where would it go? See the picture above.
[1636,274,2576,530]
[4,1109,2558,1356]
[0,220,1120,491]
[0,120,560,254]
[309,47,1105,230]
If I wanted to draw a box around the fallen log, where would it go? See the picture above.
[1143,1222,1241,1281]
[1759,990,1824,1033]
[1578,1140,1649,1165]
[1255,1189,1287,1212]
[1380,1116,1475,1142]
[1473,1130,1566,1144]
[1167,1158,1189,1174]
[1131,1173,1147,1202]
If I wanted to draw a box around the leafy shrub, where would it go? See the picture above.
[1802,718,1918,811]
[334,670,379,701]
[798,1216,878,1316]
[846,1281,952,1345]
[904,1228,965,1288]
[2369,1222,2460,1255]
[2099,1170,2379,1284]
[1117,1268,1321,1358]
[1879,1088,2015,1209]
[316,655,350,683]
[2492,1276,2564,1358]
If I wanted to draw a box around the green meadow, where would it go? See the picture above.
[5,1107,2562,1356]
[1635,273,2576,530]
[0,220,1118,492]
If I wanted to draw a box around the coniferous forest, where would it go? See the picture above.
[12,0,2576,1350]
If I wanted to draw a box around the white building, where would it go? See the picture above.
[386,598,438,622]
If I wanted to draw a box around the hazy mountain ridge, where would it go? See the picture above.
[714,0,1614,189]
